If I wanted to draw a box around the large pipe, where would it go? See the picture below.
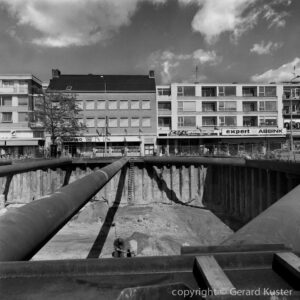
[0,158,72,177]
[0,160,12,166]
[222,184,300,252]
[143,156,246,166]
[0,158,128,261]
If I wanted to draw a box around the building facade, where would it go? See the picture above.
[47,70,157,156]
[0,74,44,158]
[156,83,287,156]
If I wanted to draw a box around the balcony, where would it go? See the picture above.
[29,122,44,129]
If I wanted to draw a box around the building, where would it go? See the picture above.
[156,83,286,156]
[47,69,157,156]
[0,74,44,158]
[282,83,300,148]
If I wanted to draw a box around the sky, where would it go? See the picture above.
[0,0,299,84]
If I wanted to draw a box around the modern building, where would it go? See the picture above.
[47,69,157,156]
[282,83,300,148]
[0,74,44,158]
[156,83,287,156]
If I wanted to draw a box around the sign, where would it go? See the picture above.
[221,128,287,136]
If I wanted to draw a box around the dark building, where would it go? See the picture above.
[47,69,157,156]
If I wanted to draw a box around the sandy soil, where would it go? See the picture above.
[32,202,233,260]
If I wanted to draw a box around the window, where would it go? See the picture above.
[2,80,13,88]
[142,100,150,109]
[158,88,171,96]
[177,86,195,96]
[259,86,276,97]
[178,116,196,127]
[243,116,258,126]
[108,100,117,110]
[86,118,95,127]
[1,96,12,106]
[131,117,139,127]
[131,100,139,109]
[120,118,129,127]
[202,117,217,126]
[78,118,84,125]
[76,101,83,109]
[2,112,12,122]
[243,102,257,112]
[219,116,236,126]
[202,87,216,97]
[120,100,128,109]
[85,100,94,110]
[218,86,236,96]
[202,102,216,112]
[218,101,236,111]
[259,101,277,111]
[259,116,277,126]
[178,101,196,112]
[97,100,106,109]
[242,87,257,97]
[109,118,117,127]
[18,97,28,106]
[158,117,171,128]
[18,112,28,122]
[33,131,44,138]
[158,102,171,111]
[142,117,151,127]
[97,118,106,127]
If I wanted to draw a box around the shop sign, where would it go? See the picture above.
[221,128,287,136]
[62,137,88,142]
[169,130,202,136]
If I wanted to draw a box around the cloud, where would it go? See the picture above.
[193,49,222,65]
[148,48,220,83]
[0,0,167,47]
[179,0,291,43]
[251,57,300,82]
[148,50,192,84]
[250,40,282,55]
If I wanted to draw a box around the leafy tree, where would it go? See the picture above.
[34,93,86,144]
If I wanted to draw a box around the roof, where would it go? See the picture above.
[47,74,156,93]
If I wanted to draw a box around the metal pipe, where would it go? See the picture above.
[222,184,300,252]
[0,158,72,177]
[0,161,11,166]
[0,157,128,261]
[143,156,246,166]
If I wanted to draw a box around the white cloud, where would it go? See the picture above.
[251,57,300,83]
[250,40,282,55]
[193,49,222,65]
[0,0,167,47]
[179,0,291,43]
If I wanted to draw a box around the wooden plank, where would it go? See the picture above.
[274,252,300,278]
[195,255,234,294]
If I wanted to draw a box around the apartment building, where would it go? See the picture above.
[0,75,44,157]
[156,83,286,155]
[47,69,157,156]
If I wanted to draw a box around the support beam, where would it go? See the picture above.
[0,158,128,261]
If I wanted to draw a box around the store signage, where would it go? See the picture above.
[221,128,287,136]
[169,130,202,136]
[62,137,89,142]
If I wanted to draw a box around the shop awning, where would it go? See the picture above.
[5,140,39,146]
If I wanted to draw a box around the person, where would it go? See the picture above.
[112,238,126,258]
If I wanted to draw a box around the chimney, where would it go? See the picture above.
[149,70,155,78]
[52,69,61,78]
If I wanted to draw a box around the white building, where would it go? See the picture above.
[0,74,44,158]
[156,83,286,155]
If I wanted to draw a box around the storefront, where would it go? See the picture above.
[157,128,287,156]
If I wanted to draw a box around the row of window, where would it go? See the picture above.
[0,112,28,123]
[177,116,278,127]
[0,80,28,88]
[82,117,152,128]
[175,86,277,97]
[78,100,151,110]
[0,96,28,106]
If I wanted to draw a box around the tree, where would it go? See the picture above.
[34,93,86,145]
